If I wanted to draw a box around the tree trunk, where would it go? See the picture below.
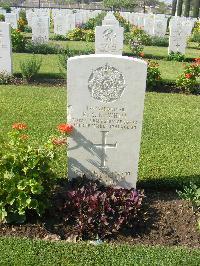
[184,0,191,17]
[172,0,177,15]
[177,0,183,16]
[192,0,200,18]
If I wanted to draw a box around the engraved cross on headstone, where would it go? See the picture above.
[94,131,117,168]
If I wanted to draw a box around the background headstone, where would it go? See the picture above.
[0,22,12,74]
[32,16,49,43]
[95,15,124,55]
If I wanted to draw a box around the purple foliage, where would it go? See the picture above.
[58,177,144,239]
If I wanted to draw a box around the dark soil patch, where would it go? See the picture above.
[0,190,199,247]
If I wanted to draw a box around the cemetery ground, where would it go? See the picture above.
[0,84,200,263]
[1,38,200,263]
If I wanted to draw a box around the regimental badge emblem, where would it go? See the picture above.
[88,64,126,103]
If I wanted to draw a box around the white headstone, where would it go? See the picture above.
[0,22,12,74]
[32,17,49,43]
[168,18,188,54]
[0,8,6,16]
[5,13,18,29]
[67,54,147,188]
[102,12,119,26]
[144,15,154,36]
[153,17,168,37]
[54,15,67,35]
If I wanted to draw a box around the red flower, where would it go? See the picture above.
[57,124,74,134]
[20,134,29,140]
[139,52,145,58]
[52,137,67,146]
[194,58,200,64]
[185,73,193,79]
[12,123,28,130]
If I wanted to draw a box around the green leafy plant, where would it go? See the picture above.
[20,55,42,82]
[178,182,200,209]
[149,36,169,47]
[167,52,185,62]
[58,46,76,77]
[17,18,27,32]
[114,12,132,33]
[24,25,32,33]
[190,21,200,47]
[25,41,61,54]
[125,26,151,46]
[129,39,144,57]
[177,182,200,230]
[1,3,11,13]
[0,14,5,22]
[82,12,105,30]
[11,29,26,52]
[85,29,95,42]
[51,34,67,41]
[147,60,162,89]
[0,122,73,223]
[176,58,200,94]
[67,27,87,41]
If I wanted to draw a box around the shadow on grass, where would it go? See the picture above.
[123,52,196,62]
[138,174,200,191]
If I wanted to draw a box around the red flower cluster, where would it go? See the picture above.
[185,73,193,79]
[20,134,29,140]
[57,124,74,134]
[52,137,67,146]
[194,58,200,64]
[139,52,145,58]
[12,123,28,130]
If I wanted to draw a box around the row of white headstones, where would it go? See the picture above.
[0,7,197,55]
[0,11,197,188]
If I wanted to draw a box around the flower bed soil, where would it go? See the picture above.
[0,190,199,247]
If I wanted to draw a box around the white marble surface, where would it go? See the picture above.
[0,22,12,74]
[67,54,147,188]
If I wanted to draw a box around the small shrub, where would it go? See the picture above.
[176,58,200,94]
[178,182,200,228]
[0,71,13,84]
[0,123,73,223]
[51,34,67,41]
[129,39,144,57]
[11,29,26,52]
[125,26,151,46]
[149,36,169,47]
[0,14,5,22]
[147,60,162,89]
[17,18,27,32]
[56,176,143,240]
[114,12,132,33]
[167,52,185,62]
[178,182,200,210]
[85,29,95,42]
[58,46,76,77]
[82,12,106,30]
[1,3,11,13]
[19,9,27,24]
[67,27,86,41]
[25,41,61,54]
[190,21,200,47]
[20,55,42,82]
[24,25,32,33]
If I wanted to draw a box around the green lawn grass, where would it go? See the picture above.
[13,52,188,82]
[0,85,199,188]
[0,237,200,266]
